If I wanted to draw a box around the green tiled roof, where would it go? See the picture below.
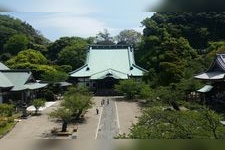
[70,46,147,79]
[0,62,10,70]
[24,83,48,90]
[2,71,47,91]
[0,72,14,88]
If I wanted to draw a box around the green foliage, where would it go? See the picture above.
[0,14,49,56]
[138,83,152,99]
[57,65,73,73]
[125,107,225,139]
[0,104,14,117]
[47,36,88,62]
[48,87,93,132]
[41,70,68,82]
[115,79,139,99]
[198,108,225,139]
[5,49,69,79]
[40,89,55,101]
[49,86,93,120]
[6,49,48,65]
[115,29,142,45]
[49,107,72,122]
[95,29,115,45]
[62,86,93,118]
[3,34,29,55]
[58,39,87,70]
[137,12,225,86]
[32,99,46,114]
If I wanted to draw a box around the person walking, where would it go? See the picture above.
[96,108,99,115]
[107,99,109,105]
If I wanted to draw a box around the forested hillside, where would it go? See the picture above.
[0,15,49,60]
[136,12,225,86]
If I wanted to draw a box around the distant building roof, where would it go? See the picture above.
[195,54,225,80]
[1,70,47,91]
[70,45,147,80]
[0,62,10,70]
[0,72,14,88]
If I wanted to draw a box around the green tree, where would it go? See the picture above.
[199,108,225,139]
[3,34,29,55]
[58,40,87,70]
[121,107,225,139]
[115,29,142,45]
[5,49,67,79]
[41,70,68,82]
[6,49,48,65]
[49,108,72,132]
[95,29,115,45]
[62,86,93,119]
[32,99,46,115]
[49,86,93,132]
[47,37,87,61]
[125,107,198,139]
[115,79,139,99]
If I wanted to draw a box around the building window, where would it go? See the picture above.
[86,83,89,87]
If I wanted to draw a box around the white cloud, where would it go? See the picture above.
[27,13,110,40]
[3,12,152,41]
[1,0,96,12]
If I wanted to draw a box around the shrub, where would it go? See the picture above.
[0,117,8,127]
[32,98,46,114]
[0,104,14,117]
[115,79,139,99]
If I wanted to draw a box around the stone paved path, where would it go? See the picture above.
[96,97,119,139]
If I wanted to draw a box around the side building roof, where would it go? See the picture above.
[70,45,147,80]
[0,62,10,70]
[1,70,47,91]
[195,54,225,80]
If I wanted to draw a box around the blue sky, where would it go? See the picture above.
[0,0,156,41]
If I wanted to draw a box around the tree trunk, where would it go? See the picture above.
[62,120,68,132]
[76,109,83,119]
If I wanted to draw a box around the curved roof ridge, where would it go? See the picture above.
[69,64,88,75]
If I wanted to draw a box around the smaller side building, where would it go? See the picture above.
[195,54,225,103]
[0,62,47,104]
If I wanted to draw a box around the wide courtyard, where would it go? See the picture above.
[3,96,141,139]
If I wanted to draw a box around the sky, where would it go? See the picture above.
[0,0,157,41]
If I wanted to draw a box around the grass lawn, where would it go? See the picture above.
[0,122,17,138]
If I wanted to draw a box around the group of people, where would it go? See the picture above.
[101,98,109,107]
[96,98,110,115]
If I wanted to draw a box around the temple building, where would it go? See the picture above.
[0,62,47,103]
[69,45,147,94]
[195,54,225,103]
